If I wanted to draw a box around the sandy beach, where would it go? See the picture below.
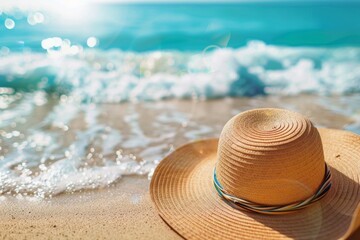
[0,176,180,239]
[2,1,360,238]
[0,96,359,239]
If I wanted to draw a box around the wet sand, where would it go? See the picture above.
[0,96,359,239]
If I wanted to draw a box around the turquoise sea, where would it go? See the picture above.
[1,1,360,198]
[3,2,360,51]
[1,1,360,98]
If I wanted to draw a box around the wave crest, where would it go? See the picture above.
[1,41,360,102]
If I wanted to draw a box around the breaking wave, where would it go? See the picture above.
[1,41,360,102]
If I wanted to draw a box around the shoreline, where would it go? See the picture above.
[0,96,359,239]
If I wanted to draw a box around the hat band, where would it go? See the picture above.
[213,163,332,214]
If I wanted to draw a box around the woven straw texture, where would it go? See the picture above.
[216,108,325,205]
[150,108,360,240]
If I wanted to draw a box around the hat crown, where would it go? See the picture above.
[216,108,326,205]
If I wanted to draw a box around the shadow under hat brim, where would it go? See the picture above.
[150,128,360,240]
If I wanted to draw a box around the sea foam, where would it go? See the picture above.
[1,42,360,199]
[1,41,360,102]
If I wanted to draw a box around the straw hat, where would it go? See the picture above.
[150,108,360,239]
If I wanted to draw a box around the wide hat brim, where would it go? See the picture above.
[150,128,360,240]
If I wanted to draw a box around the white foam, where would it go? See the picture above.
[1,42,360,199]
[2,42,360,102]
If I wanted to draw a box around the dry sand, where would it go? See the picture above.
[0,176,180,239]
[0,96,359,239]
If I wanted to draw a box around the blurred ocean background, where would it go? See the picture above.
[1,0,360,199]
[1,1,360,98]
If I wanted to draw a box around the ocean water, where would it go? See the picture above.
[1,1,360,199]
